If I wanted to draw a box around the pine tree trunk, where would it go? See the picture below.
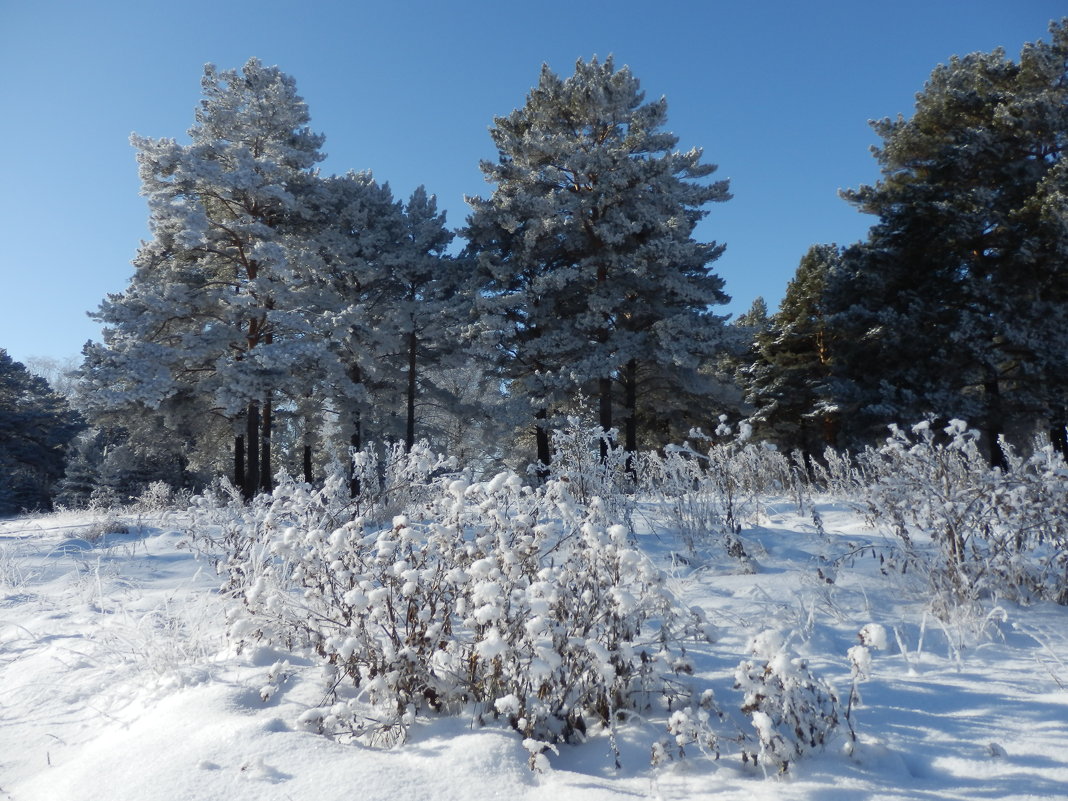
[349,416,362,499]
[245,401,260,501]
[599,375,613,462]
[535,407,551,479]
[623,359,638,478]
[260,393,273,492]
[1049,403,1068,459]
[984,373,1008,470]
[234,433,245,495]
[406,331,417,452]
[822,413,839,452]
[348,360,363,498]
[303,443,313,484]
[799,417,813,465]
[623,359,637,454]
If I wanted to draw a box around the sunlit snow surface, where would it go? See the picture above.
[2,504,1066,801]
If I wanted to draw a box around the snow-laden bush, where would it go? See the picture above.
[188,441,713,752]
[348,441,457,521]
[809,446,864,495]
[734,630,840,774]
[858,421,1068,608]
[132,480,192,513]
[636,421,796,559]
[650,689,723,766]
[843,623,887,746]
[545,419,634,522]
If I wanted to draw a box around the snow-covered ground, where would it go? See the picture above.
[2,500,1066,801]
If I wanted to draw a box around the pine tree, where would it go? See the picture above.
[85,59,328,497]
[303,170,408,491]
[734,297,770,333]
[831,20,1068,460]
[385,187,461,451]
[463,57,731,465]
[746,245,842,457]
[0,349,82,514]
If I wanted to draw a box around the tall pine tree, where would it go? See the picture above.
[84,59,327,497]
[745,245,842,458]
[0,350,82,513]
[830,21,1068,460]
[463,57,731,465]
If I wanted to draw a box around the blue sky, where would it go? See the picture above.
[1,0,1064,366]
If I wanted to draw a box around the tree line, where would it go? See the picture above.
[70,54,734,501]
[739,20,1068,467]
[3,19,1066,512]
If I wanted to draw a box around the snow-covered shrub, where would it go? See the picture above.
[858,421,1068,608]
[810,446,863,495]
[844,623,886,743]
[185,473,339,600]
[734,630,840,773]
[189,448,713,754]
[348,440,458,522]
[0,543,31,591]
[651,689,722,766]
[546,418,635,522]
[132,480,186,513]
[637,424,791,560]
[637,444,718,555]
[82,515,131,543]
[185,441,455,590]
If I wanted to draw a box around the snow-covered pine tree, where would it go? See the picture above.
[831,21,1068,460]
[463,57,731,466]
[0,349,82,514]
[734,297,770,335]
[745,245,842,458]
[302,171,406,490]
[84,59,328,497]
[385,187,463,452]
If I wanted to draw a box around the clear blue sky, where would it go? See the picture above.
[1,0,1063,366]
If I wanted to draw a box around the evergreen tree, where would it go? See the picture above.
[84,62,468,498]
[53,430,101,509]
[831,21,1068,460]
[0,349,82,514]
[746,245,842,457]
[384,187,461,451]
[84,58,328,497]
[463,57,731,465]
[305,170,409,489]
[721,296,769,429]
[734,296,770,333]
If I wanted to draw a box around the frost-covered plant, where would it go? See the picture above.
[638,445,733,557]
[190,451,713,755]
[858,421,1068,608]
[132,481,185,513]
[0,544,32,592]
[83,515,132,543]
[185,442,455,590]
[650,689,723,766]
[546,418,634,522]
[807,446,864,496]
[638,422,790,560]
[185,474,340,599]
[844,623,886,744]
[734,630,840,773]
[99,596,226,680]
[349,441,458,522]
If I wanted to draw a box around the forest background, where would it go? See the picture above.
[2,6,1068,513]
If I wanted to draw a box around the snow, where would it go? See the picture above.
[2,502,1067,801]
